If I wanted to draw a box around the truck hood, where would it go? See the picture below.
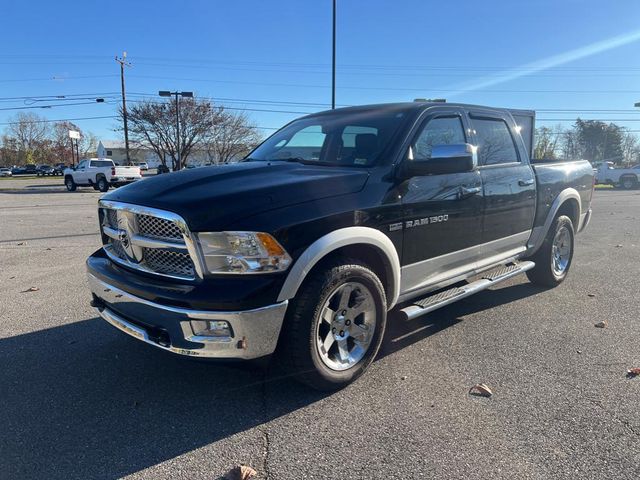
[102,161,370,231]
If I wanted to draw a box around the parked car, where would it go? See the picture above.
[0,167,12,177]
[53,164,66,176]
[11,164,38,175]
[87,102,594,390]
[136,162,149,171]
[156,164,170,174]
[36,165,56,177]
[64,159,141,192]
[594,161,640,189]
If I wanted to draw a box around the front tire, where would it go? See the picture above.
[526,215,574,287]
[279,260,387,390]
[65,176,76,192]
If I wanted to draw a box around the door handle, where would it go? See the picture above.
[518,179,534,186]
[460,185,481,197]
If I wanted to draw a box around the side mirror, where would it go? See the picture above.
[403,143,477,177]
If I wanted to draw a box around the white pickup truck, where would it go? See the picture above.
[594,162,640,189]
[64,159,141,192]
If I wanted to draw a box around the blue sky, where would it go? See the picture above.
[2,0,640,140]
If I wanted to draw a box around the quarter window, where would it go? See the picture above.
[472,118,519,166]
[413,117,466,159]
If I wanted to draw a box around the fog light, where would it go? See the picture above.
[190,320,232,338]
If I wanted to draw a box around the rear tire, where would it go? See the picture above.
[97,177,109,192]
[65,176,76,192]
[620,175,638,190]
[526,215,574,287]
[279,259,387,390]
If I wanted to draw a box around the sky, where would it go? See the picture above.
[2,0,640,141]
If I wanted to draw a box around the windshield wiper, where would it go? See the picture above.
[271,157,317,165]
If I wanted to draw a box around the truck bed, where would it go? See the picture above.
[531,159,594,229]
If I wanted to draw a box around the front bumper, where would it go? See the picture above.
[88,273,288,359]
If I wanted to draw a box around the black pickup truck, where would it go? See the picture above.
[87,102,594,390]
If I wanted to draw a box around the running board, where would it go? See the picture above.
[398,261,535,321]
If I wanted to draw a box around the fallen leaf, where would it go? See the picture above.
[595,320,607,328]
[401,375,407,380]
[9,276,15,279]
[224,465,257,480]
[45,248,52,251]
[627,368,640,377]
[587,293,596,298]
[469,383,493,397]
[16,242,25,246]
[21,286,39,293]
[577,350,582,354]
[615,244,623,248]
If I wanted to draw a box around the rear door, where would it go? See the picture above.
[399,107,484,295]
[468,110,536,263]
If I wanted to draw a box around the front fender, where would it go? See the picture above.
[276,226,401,309]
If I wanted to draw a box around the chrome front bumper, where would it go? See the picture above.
[88,273,288,359]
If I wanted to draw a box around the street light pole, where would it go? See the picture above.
[332,0,336,109]
[175,92,181,170]
[115,52,132,165]
[159,91,193,171]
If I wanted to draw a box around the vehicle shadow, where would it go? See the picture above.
[0,282,544,479]
[379,282,546,358]
[0,318,327,479]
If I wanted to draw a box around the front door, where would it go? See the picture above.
[468,112,536,263]
[399,110,484,296]
[74,160,88,184]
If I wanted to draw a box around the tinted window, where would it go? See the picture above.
[413,117,466,159]
[472,118,519,166]
[248,109,407,166]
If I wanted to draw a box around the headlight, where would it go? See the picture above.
[195,231,292,274]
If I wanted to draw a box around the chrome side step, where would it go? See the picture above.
[398,261,535,321]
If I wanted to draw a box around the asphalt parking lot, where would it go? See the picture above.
[1,181,639,479]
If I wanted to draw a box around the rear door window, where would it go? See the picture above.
[472,118,519,166]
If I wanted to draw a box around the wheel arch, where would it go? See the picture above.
[526,188,581,257]
[277,227,401,309]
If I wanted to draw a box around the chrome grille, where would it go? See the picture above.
[105,209,118,229]
[137,214,183,241]
[99,202,198,280]
[143,248,195,277]
[109,238,127,259]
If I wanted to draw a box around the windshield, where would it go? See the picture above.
[247,109,408,167]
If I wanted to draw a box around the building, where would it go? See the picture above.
[96,140,217,167]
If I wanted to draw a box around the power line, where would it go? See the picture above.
[0,115,118,126]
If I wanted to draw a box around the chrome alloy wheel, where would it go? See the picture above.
[316,281,377,371]
[551,225,572,276]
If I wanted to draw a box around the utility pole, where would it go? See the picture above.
[332,0,336,109]
[115,52,132,165]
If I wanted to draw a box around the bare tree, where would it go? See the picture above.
[123,98,221,170]
[6,112,50,164]
[534,126,561,159]
[620,128,640,166]
[205,111,261,164]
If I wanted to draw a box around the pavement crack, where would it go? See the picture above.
[586,398,640,437]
